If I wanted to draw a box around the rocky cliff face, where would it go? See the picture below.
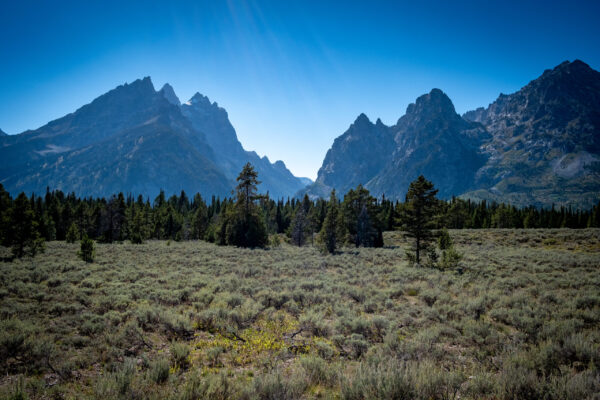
[462,60,600,207]
[368,89,489,199]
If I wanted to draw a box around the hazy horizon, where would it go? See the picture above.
[2,0,599,180]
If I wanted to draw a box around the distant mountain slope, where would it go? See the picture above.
[2,120,231,198]
[0,129,7,136]
[304,61,600,208]
[0,78,308,199]
[305,114,395,198]
[180,92,307,199]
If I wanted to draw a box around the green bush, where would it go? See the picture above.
[252,369,307,400]
[300,355,336,386]
[342,358,414,400]
[78,235,95,263]
[170,341,190,370]
[149,358,170,384]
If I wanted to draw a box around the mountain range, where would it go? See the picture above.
[302,60,600,208]
[1,60,598,208]
[0,78,309,199]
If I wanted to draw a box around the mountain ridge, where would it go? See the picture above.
[0,78,307,199]
[302,60,600,208]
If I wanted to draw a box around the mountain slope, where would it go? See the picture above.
[462,59,600,207]
[180,92,307,199]
[303,113,395,198]
[2,120,231,198]
[0,78,231,198]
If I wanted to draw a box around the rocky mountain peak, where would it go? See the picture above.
[159,83,180,106]
[0,128,7,136]
[126,76,155,92]
[188,92,214,107]
[405,88,456,118]
[352,113,373,129]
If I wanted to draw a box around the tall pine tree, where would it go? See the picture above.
[400,176,439,265]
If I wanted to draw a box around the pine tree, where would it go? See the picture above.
[290,206,308,246]
[6,193,45,258]
[224,163,268,248]
[65,222,80,243]
[318,190,340,254]
[342,185,380,247]
[192,196,208,240]
[0,184,11,246]
[79,234,95,263]
[401,176,439,265]
[129,207,149,244]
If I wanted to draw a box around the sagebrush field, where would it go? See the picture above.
[1,229,599,399]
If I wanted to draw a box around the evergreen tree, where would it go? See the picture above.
[224,163,268,248]
[318,190,340,254]
[129,207,149,244]
[0,184,11,246]
[342,185,380,247]
[6,193,45,258]
[400,176,439,265]
[65,222,80,243]
[192,195,208,240]
[79,234,95,263]
[290,206,309,246]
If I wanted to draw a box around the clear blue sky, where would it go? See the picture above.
[1,1,599,179]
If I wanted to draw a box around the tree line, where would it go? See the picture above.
[1,162,599,259]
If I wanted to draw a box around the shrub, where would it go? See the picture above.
[207,346,224,368]
[252,369,307,400]
[440,247,462,270]
[342,358,414,400]
[269,234,282,248]
[148,358,170,384]
[78,235,95,263]
[8,376,28,400]
[438,228,453,250]
[348,333,369,359]
[300,355,336,386]
[170,342,190,370]
[114,358,136,395]
[497,362,541,400]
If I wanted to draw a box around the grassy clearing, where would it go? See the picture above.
[1,229,599,399]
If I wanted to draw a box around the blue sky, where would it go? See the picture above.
[1,1,599,179]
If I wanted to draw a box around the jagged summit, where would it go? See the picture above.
[187,92,216,107]
[122,76,155,91]
[159,83,180,106]
[404,88,456,119]
[544,59,592,75]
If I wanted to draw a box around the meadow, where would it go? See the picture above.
[1,229,599,399]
